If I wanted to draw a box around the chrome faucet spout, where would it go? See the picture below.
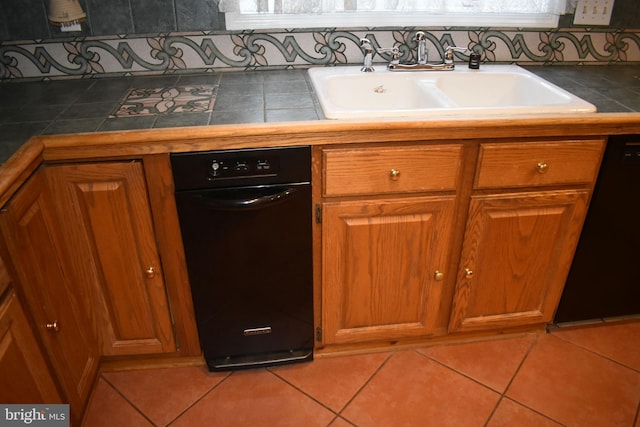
[415,31,428,65]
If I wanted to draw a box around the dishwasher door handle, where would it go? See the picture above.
[195,186,299,210]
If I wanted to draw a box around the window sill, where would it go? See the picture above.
[224,11,561,30]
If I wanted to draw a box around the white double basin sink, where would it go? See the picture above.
[308,64,596,119]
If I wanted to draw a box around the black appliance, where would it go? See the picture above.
[555,135,640,323]
[171,146,314,371]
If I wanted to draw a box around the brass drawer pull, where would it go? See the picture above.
[434,270,444,281]
[464,268,474,279]
[389,169,401,180]
[45,321,60,332]
[145,267,156,279]
[536,162,549,174]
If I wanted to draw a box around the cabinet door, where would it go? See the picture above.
[449,190,590,332]
[322,196,455,344]
[45,162,176,356]
[0,172,99,414]
[0,291,63,404]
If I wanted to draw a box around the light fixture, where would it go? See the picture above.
[48,0,86,27]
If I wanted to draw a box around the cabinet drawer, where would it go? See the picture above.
[475,140,605,189]
[324,145,462,196]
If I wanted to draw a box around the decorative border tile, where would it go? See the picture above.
[111,85,217,117]
[1,28,639,81]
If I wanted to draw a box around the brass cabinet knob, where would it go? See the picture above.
[464,268,474,279]
[389,169,401,181]
[434,270,444,281]
[145,267,156,279]
[45,321,60,332]
[536,162,549,174]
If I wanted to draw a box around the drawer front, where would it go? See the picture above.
[324,144,462,196]
[475,140,605,189]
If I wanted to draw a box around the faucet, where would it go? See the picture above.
[360,38,374,72]
[386,31,469,71]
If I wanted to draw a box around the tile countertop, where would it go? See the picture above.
[0,65,639,164]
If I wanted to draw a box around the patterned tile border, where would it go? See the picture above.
[111,85,217,118]
[1,28,639,81]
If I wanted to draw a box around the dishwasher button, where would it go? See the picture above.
[210,160,223,177]
[234,161,249,173]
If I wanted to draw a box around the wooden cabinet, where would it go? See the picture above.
[322,196,456,344]
[0,254,62,405]
[448,190,590,331]
[44,162,176,356]
[449,139,605,332]
[321,144,462,345]
[0,290,63,405]
[321,138,605,346]
[0,171,99,415]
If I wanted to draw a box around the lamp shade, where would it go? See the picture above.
[48,0,86,25]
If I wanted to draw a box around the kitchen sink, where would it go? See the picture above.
[308,64,597,119]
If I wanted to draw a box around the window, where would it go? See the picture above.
[218,0,569,30]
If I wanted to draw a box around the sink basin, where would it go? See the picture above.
[308,64,596,119]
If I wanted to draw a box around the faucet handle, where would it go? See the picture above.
[377,46,400,65]
[444,46,469,64]
[360,38,375,72]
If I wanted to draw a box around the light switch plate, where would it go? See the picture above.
[573,0,615,26]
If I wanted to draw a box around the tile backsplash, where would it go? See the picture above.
[0,0,639,81]
[1,28,639,81]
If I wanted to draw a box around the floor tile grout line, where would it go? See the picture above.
[265,367,340,418]
[99,374,158,426]
[267,350,395,427]
[410,347,518,427]
[411,334,569,427]
[501,333,539,397]
[164,370,234,426]
[548,329,640,374]
[413,347,505,395]
[495,333,570,427]
[487,333,564,426]
[334,350,396,423]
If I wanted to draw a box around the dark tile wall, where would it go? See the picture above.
[0,0,637,42]
[0,4,8,41]
[87,0,133,35]
[130,0,176,34]
[0,0,224,41]
[2,0,50,40]
[611,0,640,27]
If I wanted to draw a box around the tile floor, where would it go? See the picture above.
[82,320,640,426]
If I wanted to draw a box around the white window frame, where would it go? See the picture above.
[224,11,562,29]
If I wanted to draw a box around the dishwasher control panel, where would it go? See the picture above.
[171,146,311,191]
[209,157,279,178]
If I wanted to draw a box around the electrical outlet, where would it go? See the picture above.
[573,0,615,26]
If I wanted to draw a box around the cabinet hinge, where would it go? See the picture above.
[315,326,322,342]
[315,204,322,224]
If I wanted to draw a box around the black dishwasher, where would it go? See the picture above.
[171,146,313,371]
[555,135,640,323]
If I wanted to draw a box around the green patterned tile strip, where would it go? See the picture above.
[1,28,639,80]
